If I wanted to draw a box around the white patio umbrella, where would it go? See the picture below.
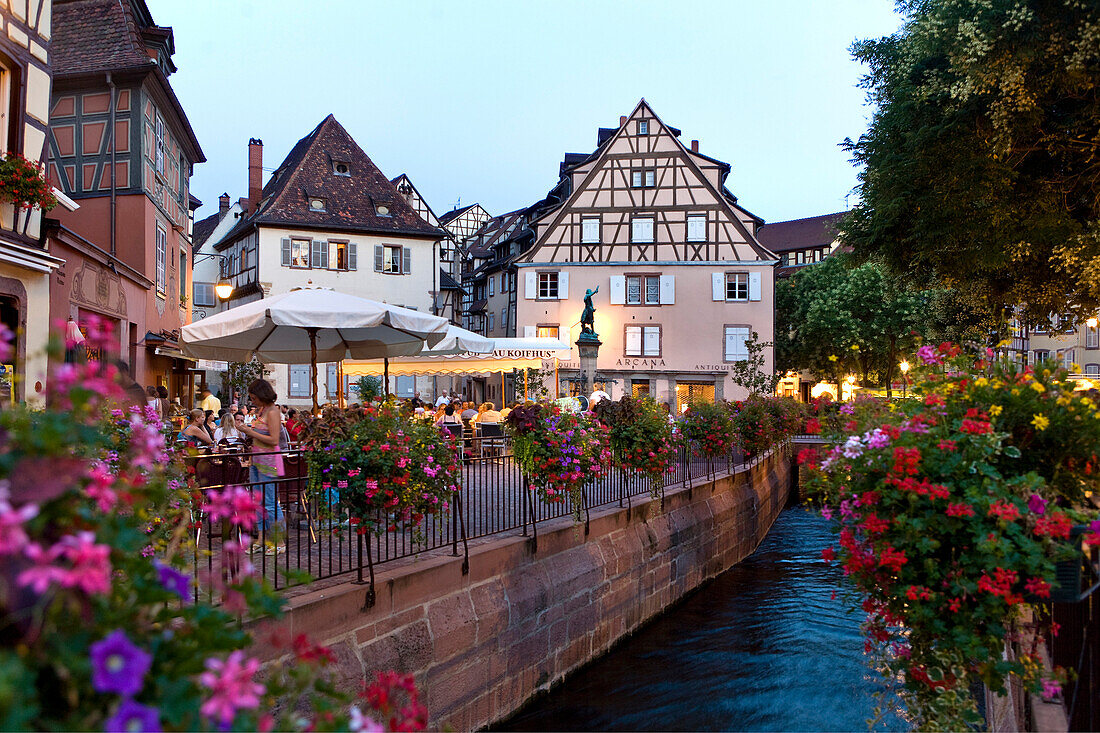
[424,324,495,355]
[180,288,450,413]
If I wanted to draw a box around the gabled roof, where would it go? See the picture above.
[439,269,465,292]
[756,212,845,253]
[219,115,444,246]
[438,203,478,225]
[391,173,441,227]
[53,0,154,76]
[191,212,221,250]
[521,99,775,262]
[464,209,526,259]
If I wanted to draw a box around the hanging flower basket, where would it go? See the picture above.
[0,154,56,212]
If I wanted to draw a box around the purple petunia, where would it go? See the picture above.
[90,630,152,697]
[153,560,191,602]
[1027,494,1048,516]
[104,699,161,732]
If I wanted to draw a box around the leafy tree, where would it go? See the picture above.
[841,0,1100,335]
[219,358,263,404]
[354,375,382,401]
[727,331,780,396]
[776,255,932,393]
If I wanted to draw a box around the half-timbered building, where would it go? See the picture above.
[755,212,844,279]
[514,100,778,408]
[0,0,66,406]
[209,117,446,406]
[44,0,205,401]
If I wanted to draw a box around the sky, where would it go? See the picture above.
[158,0,906,226]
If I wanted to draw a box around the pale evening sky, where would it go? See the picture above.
[157,0,905,226]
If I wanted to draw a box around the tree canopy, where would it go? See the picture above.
[841,0,1100,333]
[776,255,933,391]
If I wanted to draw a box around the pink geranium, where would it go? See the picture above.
[199,650,264,725]
[0,488,38,555]
[61,531,112,594]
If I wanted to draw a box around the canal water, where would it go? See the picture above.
[497,507,902,732]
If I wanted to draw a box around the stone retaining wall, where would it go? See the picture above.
[262,448,794,730]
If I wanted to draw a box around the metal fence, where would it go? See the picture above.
[184,435,766,605]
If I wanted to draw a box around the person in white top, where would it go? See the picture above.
[435,394,449,408]
[214,409,245,446]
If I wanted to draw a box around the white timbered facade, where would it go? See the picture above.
[515,100,779,409]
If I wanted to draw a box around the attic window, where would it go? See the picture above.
[638,120,649,135]
[332,161,350,176]
[375,204,392,217]
[309,197,326,212]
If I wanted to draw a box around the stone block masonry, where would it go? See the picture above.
[262,448,794,730]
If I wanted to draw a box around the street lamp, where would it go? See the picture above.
[899,360,910,398]
[1088,317,1098,329]
[214,278,234,300]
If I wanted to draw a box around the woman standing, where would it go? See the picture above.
[238,379,285,554]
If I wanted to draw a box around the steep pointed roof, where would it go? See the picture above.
[221,115,444,245]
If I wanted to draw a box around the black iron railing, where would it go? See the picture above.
[183,436,770,604]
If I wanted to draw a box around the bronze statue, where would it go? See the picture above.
[580,286,599,337]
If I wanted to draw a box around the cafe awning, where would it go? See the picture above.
[342,337,571,377]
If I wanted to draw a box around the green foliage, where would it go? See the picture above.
[731,396,805,457]
[354,375,382,401]
[680,401,737,457]
[803,343,1100,728]
[726,331,780,396]
[0,154,56,211]
[841,0,1100,331]
[299,402,461,533]
[219,358,263,403]
[776,255,933,390]
[593,396,679,487]
[505,403,610,520]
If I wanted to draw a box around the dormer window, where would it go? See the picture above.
[332,161,350,176]
[375,204,392,217]
[309,197,326,212]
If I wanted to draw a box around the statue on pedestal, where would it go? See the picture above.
[579,286,600,341]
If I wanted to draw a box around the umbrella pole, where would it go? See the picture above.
[524,369,528,402]
[554,357,559,399]
[384,358,390,399]
[500,370,505,406]
[308,328,319,415]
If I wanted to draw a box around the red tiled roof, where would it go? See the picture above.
[221,115,444,245]
[53,0,155,76]
[755,212,845,253]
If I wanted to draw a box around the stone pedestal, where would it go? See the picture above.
[576,333,602,397]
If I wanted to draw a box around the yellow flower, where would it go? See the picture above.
[989,404,1003,416]
[1012,388,1020,395]
[1029,381,1046,393]
[828,354,838,362]
[1057,396,1072,406]
[850,344,860,351]
[1031,413,1050,431]
[975,377,989,387]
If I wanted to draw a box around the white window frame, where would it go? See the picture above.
[1088,325,1099,349]
[155,114,166,176]
[725,272,749,302]
[687,214,706,243]
[644,169,655,187]
[537,272,559,300]
[489,278,494,297]
[724,325,750,362]
[155,223,167,295]
[638,120,648,135]
[193,282,215,308]
[536,325,559,339]
[382,245,402,274]
[582,217,600,244]
[625,325,661,358]
[631,217,654,244]
[1086,363,1100,376]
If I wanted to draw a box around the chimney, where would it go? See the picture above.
[691,139,699,153]
[238,197,249,215]
[248,138,263,214]
[619,116,627,127]
[218,192,230,218]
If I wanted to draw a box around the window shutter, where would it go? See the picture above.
[659,274,675,304]
[558,271,569,300]
[643,327,660,356]
[712,273,724,301]
[281,238,291,267]
[328,242,338,270]
[523,325,536,338]
[524,271,537,299]
[321,241,330,269]
[402,247,412,274]
[609,275,625,305]
[748,272,762,301]
[309,240,321,268]
[688,215,705,242]
[374,245,384,272]
[348,243,358,270]
[625,327,641,356]
[582,218,599,244]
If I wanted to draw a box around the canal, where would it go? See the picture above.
[496,507,902,732]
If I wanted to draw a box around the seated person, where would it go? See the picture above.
[474,402,503,425]
[177,409,214,447]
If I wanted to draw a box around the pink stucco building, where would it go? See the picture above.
[506,100,778,410]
